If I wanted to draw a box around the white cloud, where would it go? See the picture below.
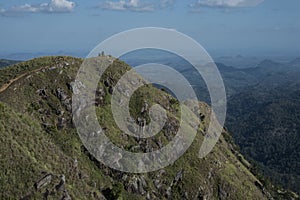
[101,0,154,12]
[0,0,75,16]
[48,0,75,12]
[159,0,175,8]
[99,0,175,12]
[191,0,264,8]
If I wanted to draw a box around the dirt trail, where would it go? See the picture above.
[0,66,47,93]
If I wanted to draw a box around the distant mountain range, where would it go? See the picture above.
[0,51,87,61]
[214,55,263,69]
[0,59,21,68]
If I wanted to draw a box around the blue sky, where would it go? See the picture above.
[0,0,300,58]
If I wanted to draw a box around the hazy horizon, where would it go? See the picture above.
[1,0,300,60]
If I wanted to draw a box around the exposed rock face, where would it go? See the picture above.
[95,87,106,106]
[57,117,66,129]
[56,88,68,101]
[55,87,71,110]
[69,80,85,95]
[36,88,48,99]
[55,174,66,191]
[218,183,229,200]
[34,174,53,190]
[174,169,183,184]
[31,172,72,200]
[62,190,72,200]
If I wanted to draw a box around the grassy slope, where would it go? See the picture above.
[0,102,112,199]
[0,56,271,199]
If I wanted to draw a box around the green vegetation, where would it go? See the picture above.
[227,81,300,194]
[0,56,282,199]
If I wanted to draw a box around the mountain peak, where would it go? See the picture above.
[0,56,273,199]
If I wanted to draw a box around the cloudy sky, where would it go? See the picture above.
[0,0,299,58]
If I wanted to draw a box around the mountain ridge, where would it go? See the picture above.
[0,56,280,199]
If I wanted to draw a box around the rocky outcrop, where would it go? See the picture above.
[34,173,53,190]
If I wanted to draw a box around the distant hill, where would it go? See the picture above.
[214,55,263,69]
[0,59,22,68]
[0,56,279,199]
